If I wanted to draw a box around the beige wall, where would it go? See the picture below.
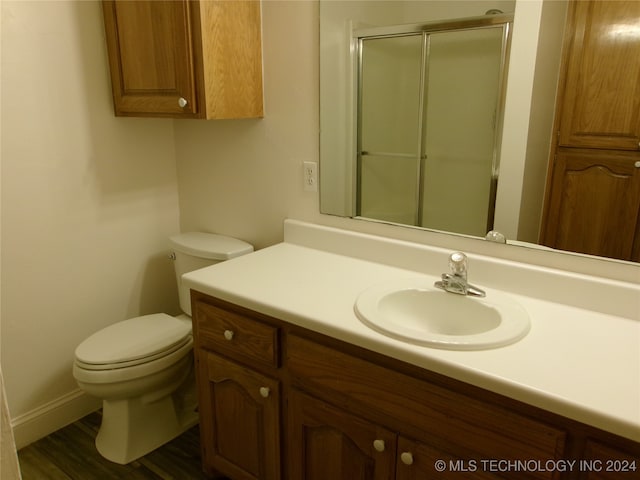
[1,0,181,445]
[175,0,321,249]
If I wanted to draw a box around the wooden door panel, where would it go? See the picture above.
[581,440,640,480]
[102,0,198,115]
[559,1,640,150]
[395,437,505,480]
[288,390,396,480]
[202,352,280,480]
[541,149,640,260]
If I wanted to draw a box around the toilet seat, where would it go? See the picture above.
[75,313,192,370]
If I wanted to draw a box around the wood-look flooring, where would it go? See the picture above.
[17,411,220,479]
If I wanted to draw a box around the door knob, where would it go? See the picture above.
[178,97,188,108]
[373,439,385,452]
[259,387,270,398]
[223,330,234,341]
[400,452,414,465]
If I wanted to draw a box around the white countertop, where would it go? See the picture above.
[182,221,640,443]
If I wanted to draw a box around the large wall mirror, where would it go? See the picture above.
[320,0,639,264]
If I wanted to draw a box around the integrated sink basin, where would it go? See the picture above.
[354,279,530,350]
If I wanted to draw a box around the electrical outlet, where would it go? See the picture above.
[303,161,318,192]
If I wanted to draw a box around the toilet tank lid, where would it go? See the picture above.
[169,232,253,260]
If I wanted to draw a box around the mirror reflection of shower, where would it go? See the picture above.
[355,14,512,236]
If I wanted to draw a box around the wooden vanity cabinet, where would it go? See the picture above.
[287,391,501,480]
[193,299,281,479]
[102,0,263,119]
[191,292,640,479]
[286,334,566,480]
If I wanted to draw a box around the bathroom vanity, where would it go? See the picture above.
[184,220,640,479]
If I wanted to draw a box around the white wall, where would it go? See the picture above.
[1,1,181,446]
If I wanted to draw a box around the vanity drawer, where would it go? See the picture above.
[194,301,279,368]
[287,334,567,478]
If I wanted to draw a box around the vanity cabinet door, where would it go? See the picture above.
[288,389,397,480]
[197,350,280,480]
[580,440,639,480]
[395,437,504,480]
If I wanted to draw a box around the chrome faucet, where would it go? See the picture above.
[434,252,486,297]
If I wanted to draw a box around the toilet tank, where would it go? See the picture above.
[169,232,253,316]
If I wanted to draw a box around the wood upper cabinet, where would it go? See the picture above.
[102,0,263,119]
[558,1,640,150]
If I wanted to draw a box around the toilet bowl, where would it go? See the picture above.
[73,233,253,464]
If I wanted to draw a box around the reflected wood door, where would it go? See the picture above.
[558,1,640,150]
[198,351,280,480]
[288,389,396,480]
[541,148,640,261]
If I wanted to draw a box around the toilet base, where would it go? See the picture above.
[95,374,199,464]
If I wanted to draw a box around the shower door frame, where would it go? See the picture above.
[354,13,513,229]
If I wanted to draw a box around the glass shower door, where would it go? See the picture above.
[356,20,509,235]
[421,27,505,236]
[357,34,424,225]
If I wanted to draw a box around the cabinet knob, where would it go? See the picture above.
[372,439,385,452]
[634,161,640,168]
[223,330,234,341]
[259,387,270,398]
[178,97,188,108]
[400,452,414,465]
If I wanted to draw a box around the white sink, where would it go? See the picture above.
[354,279,530,350]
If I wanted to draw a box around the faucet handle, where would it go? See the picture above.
[448,252,468,277]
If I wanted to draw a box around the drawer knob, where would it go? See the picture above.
[400,452,414,465]
[259,387,270,398]
[635,161,640,168]
[373,439,385,452]
[223,330,234,341]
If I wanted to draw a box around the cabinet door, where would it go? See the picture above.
[288,390,396,480]
[197,351,280,480]
[558,1,640,150]
[395,437,504,480]
[581,440,640,480]
[102,0,198,117]
[541,148,640,261]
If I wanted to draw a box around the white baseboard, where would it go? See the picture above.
[12,389,101,449]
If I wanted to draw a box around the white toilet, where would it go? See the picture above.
[73,232,253,464]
